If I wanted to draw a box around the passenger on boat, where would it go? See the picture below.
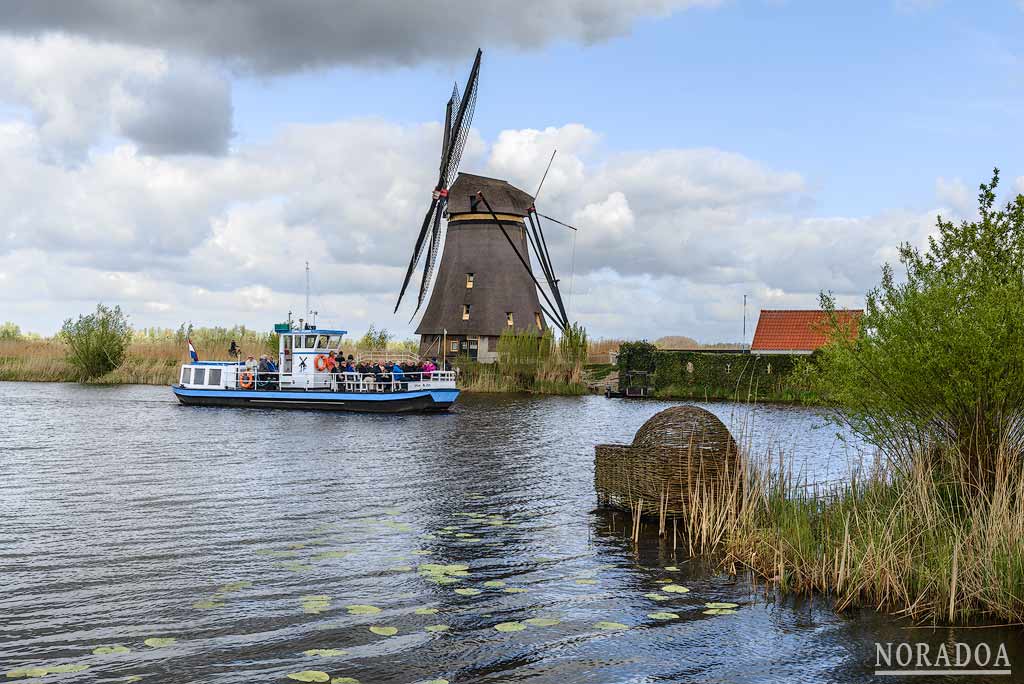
[422,359,436,377]
[325,351,338,374]
[245,355,257,370]
[344,359,356,373]
[391,362,405,390]
[257,355,272,389]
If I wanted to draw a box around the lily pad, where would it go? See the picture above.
[286,672,330,682]
[524,617,561,627]
[704,602,739,609]
[93,645,131,655]
[330,679,360,684]
[144,637,177,648]
[503,587,529,593]
[369,625,398,636]
[494,621,526,632]
[703,608,738,615]
[575,579,598,585]
[425,680,449,684]
[424,624,450,632]
[411,550,431,556]
[662,585,690,593]
[647,612,680,620]
[50,664,90,674]
[193,599,225,609]
[302,649,347,657]
[482,580,506,588]
[389,565,414,573]
[301,596,332,614]
[664,566,680,572]
[414,607,439,615]
[644,593,669,601]
[219,580,253,592]
[312,551,350,561]
[454,533,474,538]
[594,621,629,631]
[453,588,480,596]
[346,604,381,615]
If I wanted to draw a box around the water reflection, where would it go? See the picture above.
[0,383,1018,683]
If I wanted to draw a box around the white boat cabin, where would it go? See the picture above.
[177,325,456,393]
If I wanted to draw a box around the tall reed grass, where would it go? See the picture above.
[458,325,589,394]
[615,434,1024,624]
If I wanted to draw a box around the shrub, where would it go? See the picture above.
[819,169,1024,494]
[59,304,133,381]
[0,321,22,340]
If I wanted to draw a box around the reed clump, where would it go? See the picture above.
[458,324,589,394]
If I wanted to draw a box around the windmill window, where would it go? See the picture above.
[470,195,480,211]
[534,312,542,329]
[462,304,471,320]
[506,312,514,327]
[466,273,474,289]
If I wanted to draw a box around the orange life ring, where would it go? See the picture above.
[239,371,254,389]
[314,354,329,371]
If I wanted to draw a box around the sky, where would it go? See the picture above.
[0,0,1022,343]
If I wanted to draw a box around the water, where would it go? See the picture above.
[1,382,1020,683]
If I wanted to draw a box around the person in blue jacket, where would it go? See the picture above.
[391,362,404,390]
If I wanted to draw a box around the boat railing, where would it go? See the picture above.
[232,369,456,393]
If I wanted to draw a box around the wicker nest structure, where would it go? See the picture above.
[595,406,740,518]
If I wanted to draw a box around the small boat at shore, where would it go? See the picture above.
[173,324,459,413]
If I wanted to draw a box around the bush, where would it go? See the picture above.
[60,304,133,381]
[819,169,1024,494]
[0,321,22,340]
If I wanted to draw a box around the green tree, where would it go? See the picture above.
[820,169,1024,494]
[0,321,22,340]
[60,304,133,380]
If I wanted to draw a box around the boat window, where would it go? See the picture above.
[180,367,191,384]
[305,335,316,349]
[316,334,329,349]
[283,336,292,352]
[208,369,222,385]
[193,368,206,385]
[328,335,341,348]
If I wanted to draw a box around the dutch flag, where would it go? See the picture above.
[187,338,198,363]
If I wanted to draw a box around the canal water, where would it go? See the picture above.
[1,382,1020,683]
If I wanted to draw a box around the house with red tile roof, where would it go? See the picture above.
[750,309,862,355]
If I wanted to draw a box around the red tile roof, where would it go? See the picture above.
[751,309,862,352]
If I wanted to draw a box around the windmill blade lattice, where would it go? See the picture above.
[394,48,482,315]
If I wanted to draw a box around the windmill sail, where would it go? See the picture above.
[395,49,482,315]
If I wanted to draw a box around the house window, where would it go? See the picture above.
[462,304,471,320]
[466,273,474,289]
[506,312,514,327]
[450,341,459,353]
[534,312,542,329]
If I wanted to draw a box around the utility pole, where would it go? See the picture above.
[743,294,748,346]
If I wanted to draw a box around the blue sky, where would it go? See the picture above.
[231,1,1024,216]
[1,1,1022,341]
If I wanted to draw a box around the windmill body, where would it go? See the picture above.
[395,49,570,363]
[415,173,547,362]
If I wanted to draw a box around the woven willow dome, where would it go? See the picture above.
[595,406,741,518]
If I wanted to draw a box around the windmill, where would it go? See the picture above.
[394,49,571,362]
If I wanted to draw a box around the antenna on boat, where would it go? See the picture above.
[305,261,311,322]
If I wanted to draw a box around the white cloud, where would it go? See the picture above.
[935,176,972,214]
[2,114,942,342]
[0,34,232,157]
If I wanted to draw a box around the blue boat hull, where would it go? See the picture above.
[172,386,459,413]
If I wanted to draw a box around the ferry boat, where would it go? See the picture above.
[173,324,459,413]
